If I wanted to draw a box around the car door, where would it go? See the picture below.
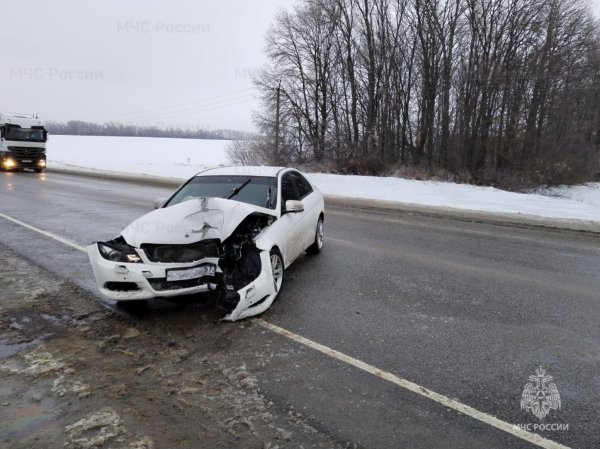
[279,172,305,265]
[288,171,319,249]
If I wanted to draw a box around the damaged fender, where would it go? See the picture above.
[221,250,278,321]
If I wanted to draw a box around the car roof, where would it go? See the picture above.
[196,166,288,178]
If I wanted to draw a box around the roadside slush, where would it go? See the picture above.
[47,165,600,235]
[0,243,341,449]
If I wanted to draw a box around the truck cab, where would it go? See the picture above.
[0,114,48,172]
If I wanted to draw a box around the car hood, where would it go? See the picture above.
[121,197,276,247]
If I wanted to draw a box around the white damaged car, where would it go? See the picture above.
[87,167,325,320]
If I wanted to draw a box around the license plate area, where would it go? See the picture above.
[21,160,32,163]
[166,264,215,282]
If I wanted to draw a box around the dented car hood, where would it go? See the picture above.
[121,197,276,247]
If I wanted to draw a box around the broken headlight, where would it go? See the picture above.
[98,242,142,263]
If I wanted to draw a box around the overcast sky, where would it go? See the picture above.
[0,0,297,132]
[1,0,599,133]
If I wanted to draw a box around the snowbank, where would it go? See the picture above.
[47,135,600,222]
[306,174,600,222]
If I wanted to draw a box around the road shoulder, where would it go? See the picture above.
[0,242,340,449]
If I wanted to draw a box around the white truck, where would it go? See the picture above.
[0,114,48,172]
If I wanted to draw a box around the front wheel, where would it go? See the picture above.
[270,249,285,302]
[306,216,324,254]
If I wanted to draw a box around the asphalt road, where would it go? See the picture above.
[1,170,599,448]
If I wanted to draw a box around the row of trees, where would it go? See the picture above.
[47,120,251,141]
[251,0,600,187]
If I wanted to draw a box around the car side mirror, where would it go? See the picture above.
[285,200,304,214]
[154,198,167,209]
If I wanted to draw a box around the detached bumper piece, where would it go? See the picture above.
[221,251,277,321]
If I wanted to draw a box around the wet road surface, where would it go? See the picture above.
[1,170,599,448]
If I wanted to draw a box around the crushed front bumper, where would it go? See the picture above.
[87,243,277,321]
[86,243,220,300]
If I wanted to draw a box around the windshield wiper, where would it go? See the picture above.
[224,178,252,200]
[266,185,272,208]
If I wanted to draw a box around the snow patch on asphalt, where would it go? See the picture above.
[53,374,91,398]
[1,345,66,376]
[65,408,126,448]
[64,408,156,448]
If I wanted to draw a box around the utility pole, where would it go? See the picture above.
[274,80,281,164]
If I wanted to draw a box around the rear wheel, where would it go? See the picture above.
[306,216,324,254]
[270,249,284,301]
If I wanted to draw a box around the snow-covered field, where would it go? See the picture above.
[48,135,600,222]
[49,135,227,179]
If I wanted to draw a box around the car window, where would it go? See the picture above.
[289,171,313,199]
[281,173,300,204]
[166,176,277,209]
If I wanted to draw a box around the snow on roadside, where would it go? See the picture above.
[305,173,600,222]
[47,135,600,222]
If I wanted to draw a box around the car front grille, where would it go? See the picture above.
[8,146,45,159]
[141,240,220,263]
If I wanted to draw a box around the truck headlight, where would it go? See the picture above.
[4,159,15,168]
[98,243,142,263]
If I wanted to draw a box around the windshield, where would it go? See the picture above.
[166,176,278,210]
[3,127,47,142]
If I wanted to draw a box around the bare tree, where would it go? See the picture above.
[252,0,600,188]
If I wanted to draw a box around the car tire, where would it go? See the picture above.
[306,216,324,255]
[34,169,44,173]
[270,248,285,302]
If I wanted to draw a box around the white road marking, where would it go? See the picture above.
[0,211,570,449]
[256,319,569,449]
[0,212,86,252]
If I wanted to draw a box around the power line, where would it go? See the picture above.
[51,87,258,121]
[120,96,260,124]
[117,94,259,123]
